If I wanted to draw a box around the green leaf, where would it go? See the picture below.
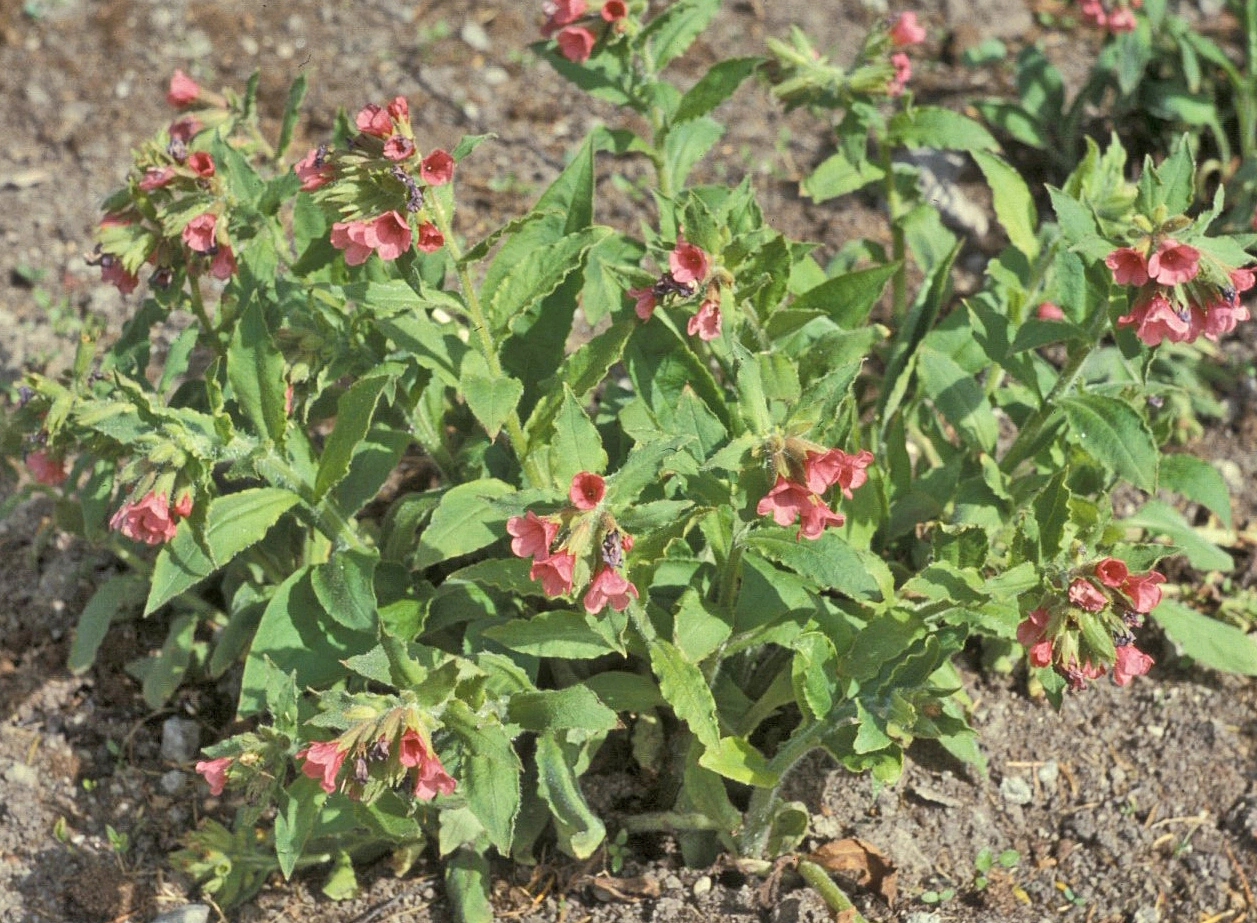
[227,301,287,443]
[446,848,495,923]
[484,610,624,659]
[674,57,761,124]
[549,387,608,486]
[310,549,379,633]
[790,263,898,329]
[275,776,324,879]
[68,573,145,673]
[888,106,999,152]
[650,640,720,750]
[663,116,724,190]
[276,74,308,161]
[462,371,524,442]
[131,612,198,708]
[800,150,886,203]
[1152,600,1257,676]
[314,374,390,499]
[485,227,611,332]
[413,479,513,570]
[535,732,606,859]
[1159,454,1231,529]
[698,736,777,787]
[321,851,358,901]
[971,151,1039,259]
[604,435,692,506]
[642,0,720,69]
[1062,394,1158,491]
[447,703,521,853]
[745,531,888,601]
[917,346,998,452]
[673,588,733,662]
[146,488,301,614]
[1122,500,1233,572]
[508,687,619,733]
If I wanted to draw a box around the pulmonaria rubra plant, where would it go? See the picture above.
[14,5,1256,921]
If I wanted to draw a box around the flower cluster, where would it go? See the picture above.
[295,715,455,802]
[756,436,873,540]
[885,11,925,96]
[628,237,725,341]
[540,0,628,64]
[303,95,451,266]
[1106,237,1253,346]
[25,449,68,486]
[1017,557,1162,690]
[109,489,193,545]
[507,472,638,613]
[1077,0,1141,33]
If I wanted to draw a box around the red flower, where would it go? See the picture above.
[383,136,416,161]
[1105,246,1149,286]
[1036,301,1065,320]
[556,25,596,62]
[101,259,139,295]
[1079,0,1106,27]
[139,167,176,191]
[601,0,627,20]
[26,450,67,486]
[542,0,588,37]
[109,491,178,545]
[1112,644,1154,686]
[355,103,393,138]
[330,220,374,266]
[296,740,346,794]
[295,148,334,191]
[1067,578,1107,612]
[208,243,237,280]
[367,211,413,261]
[627,286,657,320]
[169,115,202,143]
[1201,296,1250,340]
[187,151,215,178]
[506,510,558,560]
[182,213,218,253]
[1120,570,1165,613]
[530,551,576,596]
[1146,238,1200,286]
[756,476,844,540]
[583,566,638,613]
[888,11,926,46]
[397,728,456,800]
[687,297,722,340]
[1016,607,1053,667]
[387,96,410,122]
[668,238,710,285]
[1117,288,1192,346]
[194,756,232,796]
[1106,6,1136,32]
[569,471,605,510]
[167,69,201,107]
[173,492,194,518]
[1094,557,1129,588]
[420,149,455,186]
[888,52,912,95]
[803,448,874,499]
[416,222,445,253]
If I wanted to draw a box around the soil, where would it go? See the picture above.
[1,1,1256,922]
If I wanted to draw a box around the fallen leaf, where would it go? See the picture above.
[586,874,661,902]
[807,837,898,904]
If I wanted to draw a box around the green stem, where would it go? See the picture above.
[739,720,826,858]
[426,194,546,488]
[618,811,723,834]
[879,138,907,322]
[1239,0,1257,161]
[797,859,870,923]
[187,275,226,359]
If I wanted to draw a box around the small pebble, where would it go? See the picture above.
[151,905,211,923]
[692,875,712,896]
[460,20,490,52]
[1038,760,1059,789]
[3,762,38,786]
[1133,907,1160,923]
[662,874,682,891]
[160,717,201,764]
[159,770,188,795]
[1000,774,1033,806]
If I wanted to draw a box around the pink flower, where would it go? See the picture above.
[601,0,627,20]
[367,211,413,261]
[209,243,237,280]
[384,136,416,161]
[888,52,912,95]
[530,551,576,596]
[181,212,218,253]
[1094,557,1129,588]
[139,167,176,191]
[1120,570,1165,613]
[687,297,722,340]
[1105,247,1149,286]
[387,96,410,122]
[355,103,393,138]
[420,149,455,186]
[173,492,194,518]
[295,148,334,191]
[1068,578,1108,612]
[1231,267,1255,292]
[1202,296,1250,340]
[1106,5,1136,31]
[25,450,67,486]
[669,238,710,285]
[796,496,844,539]
[1112,644,1154,686]
[1079,0,1107,26]
[583,566,639,613]
[416,222,445,253]
[194,756,232,796]
[330,220,374,266]
[1016,608,1054,667]
[556,25,596,63]
[756,476,844,540]
[169,115,202,143]
[570,471,605,509]
[1146,238,1200,286]
[542,0,588,36]
[397,728,456,800]
[296,740,347,794]
[187,151,215,177]
[167,69,201,107]
[627,286,657,320]
[803,448,874,498]
[100,259,139,295]
[888,11,926,46]
[1117,288,1192,346]
[506,511,558,559]
[1036,301,1065,320]
[109,491,178,545]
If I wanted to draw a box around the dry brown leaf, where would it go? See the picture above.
[586,874,662,902]
[807,837,898,904]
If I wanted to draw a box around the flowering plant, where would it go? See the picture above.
[9,4,1257,920]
